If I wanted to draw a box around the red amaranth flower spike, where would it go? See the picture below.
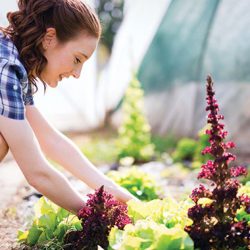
[230,166,248,177]
[197,160,216,180]
[190,184,212,203]
[185,75,250,250]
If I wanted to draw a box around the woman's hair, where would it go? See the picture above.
[0,0,101,92]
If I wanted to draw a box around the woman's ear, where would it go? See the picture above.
[42,28,57,50]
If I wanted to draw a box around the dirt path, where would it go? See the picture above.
[0,181,30,250]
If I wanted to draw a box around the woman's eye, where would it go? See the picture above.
[75,58,81,64]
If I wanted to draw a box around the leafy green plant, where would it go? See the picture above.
[234,182,250,224]
[108,198,194,250]
[81,137,118,165]
[109,220,193,250]
[172,138,197,162]
[172,126,211,168]
[127,198,193,228]
[18,197,82,248]
[239,181,250,196]
[18,186,132,250]
[151,134,177,153]
[116,74,155,164]
[107,167,161,201]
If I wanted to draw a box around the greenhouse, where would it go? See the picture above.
[0,0,249,249]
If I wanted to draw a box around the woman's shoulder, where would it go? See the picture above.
[0,32,34,120]
[0,32,20,64]
[0,32,28,79]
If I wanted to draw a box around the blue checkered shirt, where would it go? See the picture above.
[0,32,34,120]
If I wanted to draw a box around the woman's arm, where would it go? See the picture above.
[0,133,9,162]
[26,106,136,203]
[0,115,86,214]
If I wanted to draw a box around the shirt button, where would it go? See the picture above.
[13,85,18,90]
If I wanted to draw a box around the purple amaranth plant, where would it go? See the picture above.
[185,76,250,250]
[64,185,131,250]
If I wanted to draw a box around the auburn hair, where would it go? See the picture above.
[0,0,101,92]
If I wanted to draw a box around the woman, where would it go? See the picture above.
[0,0,136,214]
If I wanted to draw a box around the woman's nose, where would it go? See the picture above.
[72,71,80,79]
[71,67,81,79]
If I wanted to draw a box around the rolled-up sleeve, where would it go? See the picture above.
[0,59,25,120]
[21,78,34,106]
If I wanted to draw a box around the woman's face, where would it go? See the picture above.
[41,28,98,88]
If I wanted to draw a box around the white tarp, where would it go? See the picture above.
[97,0,171,117]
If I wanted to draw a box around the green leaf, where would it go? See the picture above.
[34,196,58,217]
[26,225,43,246]
[108,167,160,201]
[17,230,29,242]
[56,207,70,221]
[108,219,194,250]
[154,234,181,250]
[54,223,67,242]
[18,197,82,247]
[121,235,144,249]
[37,231,47,244]
[236,207,250,222]
[182,234,194,250]
[38,213,57,231]
[108,227,124,250]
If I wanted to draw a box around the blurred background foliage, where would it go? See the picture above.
[116,74,155,164]
[94,0,124,52]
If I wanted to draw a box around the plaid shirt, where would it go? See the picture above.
[0,32,34,120]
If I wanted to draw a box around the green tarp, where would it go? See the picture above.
[139,0,250,93]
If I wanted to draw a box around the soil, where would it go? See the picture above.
[0,182,31,250]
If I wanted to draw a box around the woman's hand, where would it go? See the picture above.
[105,183,140,204]
[0,133,9,162]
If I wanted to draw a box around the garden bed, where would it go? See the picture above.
[1,116,249,249]
[0,158,199,249]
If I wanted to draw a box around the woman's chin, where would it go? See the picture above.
[47,80,59,88]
